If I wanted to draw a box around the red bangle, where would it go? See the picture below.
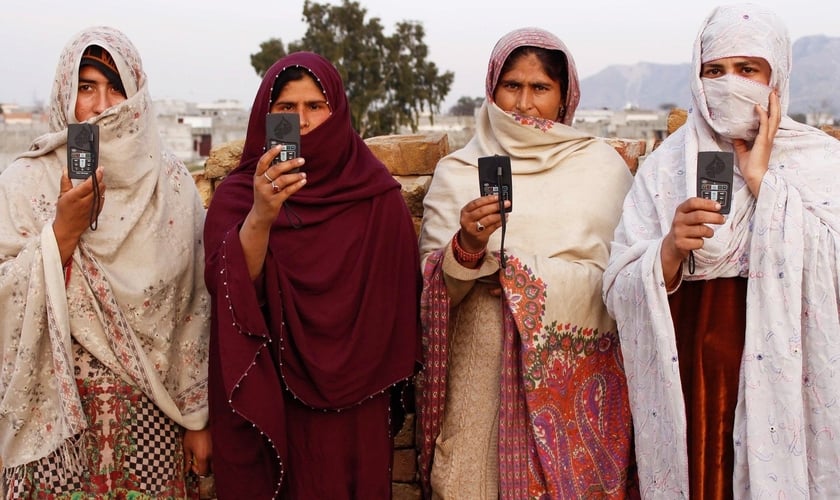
[452,231,486,264]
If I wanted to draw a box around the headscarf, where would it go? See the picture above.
[603,4,840,497]
[0,26,209,471]
[485,27,580,126]
[418,27,636,498]
[204,52,420,497]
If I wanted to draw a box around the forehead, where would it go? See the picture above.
[500,53,552,80]
[78,65,109,81]
[274,74,326,101]
[702,56,768,67]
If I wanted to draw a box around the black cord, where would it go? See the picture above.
[84,124,100,231]
[497,165,507,268]
[688,250,695,275]
[283,202,303,229]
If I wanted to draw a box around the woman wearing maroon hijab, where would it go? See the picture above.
[204,52,421,499]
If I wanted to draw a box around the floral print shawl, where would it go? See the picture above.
[418,27,637,499]
[0,26,209,472]
[603,5,840,498]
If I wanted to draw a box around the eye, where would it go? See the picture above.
[78,83,93,92]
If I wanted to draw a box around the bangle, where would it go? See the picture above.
[452,231,486,265]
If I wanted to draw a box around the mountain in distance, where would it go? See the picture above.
[579,34,840,115]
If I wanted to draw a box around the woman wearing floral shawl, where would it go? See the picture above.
[418,27,638,499]
[603,4,840,498]
[0,26,210,497]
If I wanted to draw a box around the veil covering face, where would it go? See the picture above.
[603,4,840,497]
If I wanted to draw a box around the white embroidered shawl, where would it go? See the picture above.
[0,26,209,470]
[603,4,840,498]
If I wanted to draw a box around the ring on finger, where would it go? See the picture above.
[476,221,485,232]
[271,182,281,194]
[263,172,274,183]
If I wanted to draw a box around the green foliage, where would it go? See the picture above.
[449,96,484,116]
[250,38,287,78]
[252,0,453,137]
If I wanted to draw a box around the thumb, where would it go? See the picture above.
[59,173,73,195]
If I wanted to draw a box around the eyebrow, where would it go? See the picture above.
[274,100,328,106]
[500,77,554,87]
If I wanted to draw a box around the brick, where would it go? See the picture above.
[603,138,647,175]
[394,175,432,218]
[191,170,214,209]
[204,138,245,180]
[365,132,449,176]
[392,481,422,500]
[394,413,416,448]
[667,108,688,135]
[821,125,840,140]
[392,448,418,482]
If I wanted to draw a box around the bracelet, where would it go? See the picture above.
[452,231,486,264]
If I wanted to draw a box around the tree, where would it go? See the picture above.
[250,38,287,78]
[449,96,484,117]
[250,0,453,137]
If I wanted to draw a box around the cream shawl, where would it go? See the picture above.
[418,28,636,498]
[603,4,840,498]
[0,26,209,470]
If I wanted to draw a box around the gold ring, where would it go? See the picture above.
[271,182,281,194]
[263,172,273,183]
[476,221,485,232]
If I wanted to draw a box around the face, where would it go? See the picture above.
[74,65,127,122]
[493,52,564,121]
[269,74,332,135]
[700,56,772,85]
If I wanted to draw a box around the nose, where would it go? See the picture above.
[515,89,533,113]
[92,90,110,115]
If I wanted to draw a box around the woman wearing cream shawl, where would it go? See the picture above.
[0,27,210,497]
[603,4,840,498]
[418,27,638,499]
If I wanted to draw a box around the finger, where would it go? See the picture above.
[59,173,73,195]
[678,197,721,214]
[193,456,210,476]
[273,175,308,198]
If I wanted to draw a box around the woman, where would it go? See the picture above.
[418,27,638,499]
[0,26,211,497]
[603,4,840,498]
[204,52,420,499]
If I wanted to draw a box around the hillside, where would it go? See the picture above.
[579,35,840,115]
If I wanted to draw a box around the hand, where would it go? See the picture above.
[183,427,212,477]
[661,197,724,284]
[248,145,307,230]
[53,168,106,264]
[733,89,781,197]
[458,194,510,253]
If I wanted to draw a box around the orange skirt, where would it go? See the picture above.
[669,277,747,500]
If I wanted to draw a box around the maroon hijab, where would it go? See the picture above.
[204,52,420,497]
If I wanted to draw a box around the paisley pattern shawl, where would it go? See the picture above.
[418,27,637,499]
[0,26,209,472]
[603,4,840,498]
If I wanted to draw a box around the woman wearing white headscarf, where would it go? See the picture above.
[418,27,638,499]
[0,26,210,497]
[604,4,840,498]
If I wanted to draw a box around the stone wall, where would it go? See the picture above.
[194,131,646,500]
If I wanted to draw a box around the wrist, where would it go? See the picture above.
[452,231,485,268]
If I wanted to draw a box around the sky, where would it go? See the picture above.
[2,0,839,112]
